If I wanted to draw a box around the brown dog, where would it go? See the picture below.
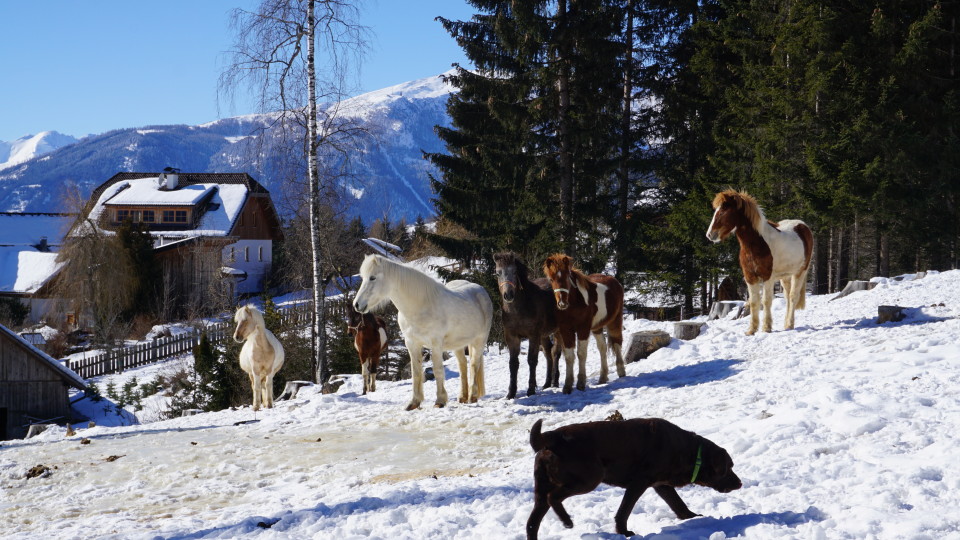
[526,417,742,539]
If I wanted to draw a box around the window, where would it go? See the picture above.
[116,209,129,222]
[258,246,263,262]
[142,210,155,223]
[162,210,188,223]
[244,247,250,262]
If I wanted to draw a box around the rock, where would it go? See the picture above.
[831,280,877,301]
[878,305,907,324]
[624,330,672,363]
[605,410,625,422]
[674,321,705,341]
[425,367,435,381]
[277,380,313,400]
[26,465,51,479]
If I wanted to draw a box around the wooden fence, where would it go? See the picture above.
[67,303,317,379]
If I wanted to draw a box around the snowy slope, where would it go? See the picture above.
[0,131,78,171]
[2,271,959,539]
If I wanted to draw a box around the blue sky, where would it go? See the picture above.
[0,0,473,142]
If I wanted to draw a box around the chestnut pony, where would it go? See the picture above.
[346,302,388,395]
[706,190,814,335]
[542,254,626,393]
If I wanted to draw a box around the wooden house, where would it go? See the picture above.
[0,323,86,440]
[0,212,75,325]
[85,171,284,306]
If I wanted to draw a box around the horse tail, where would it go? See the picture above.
[530,419,546,452]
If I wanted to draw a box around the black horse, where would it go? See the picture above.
[493,252,559,398]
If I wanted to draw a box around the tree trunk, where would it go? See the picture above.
[556,0,574,254]
[814,226,829,294]
[616,2,633,279]
[306,0,329,384]
[837,226,850,291]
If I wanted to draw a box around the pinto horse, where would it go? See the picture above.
[346,303,388,395]
[493,252,559,398]
[706,189,814,335]
[542,254,626,394]
[353,254,493,410]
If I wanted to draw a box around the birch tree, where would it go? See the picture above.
[220,0,367,384]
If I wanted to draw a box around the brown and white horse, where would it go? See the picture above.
[706,190,814,335]
[542,254,626,393]
[347,304,388,395]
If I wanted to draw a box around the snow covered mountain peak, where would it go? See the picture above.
[0,131,78,171]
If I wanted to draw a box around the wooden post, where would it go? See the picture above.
[674,321,705,340]
[877,305,906,324]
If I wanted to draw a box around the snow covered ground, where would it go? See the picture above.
[3,271,960,539]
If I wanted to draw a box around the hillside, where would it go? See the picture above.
[2,270,959,539]
[0,74,452,220]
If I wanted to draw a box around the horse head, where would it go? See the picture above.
[493,252,526,304]
[233,304,261,343]
[346,301,363,336]
[354,254,388,314]
[707,190,756,243]
[543,253,574,310]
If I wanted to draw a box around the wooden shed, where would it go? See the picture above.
[0,323,86,440]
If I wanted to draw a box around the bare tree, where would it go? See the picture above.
[220,0,368,384]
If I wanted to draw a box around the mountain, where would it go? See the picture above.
[0,131,78,172]
[0,74,453,220]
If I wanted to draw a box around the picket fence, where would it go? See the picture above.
[67,303,321,379]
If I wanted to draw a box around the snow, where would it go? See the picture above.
[3,271,960,539]
[0,247,62,293]
[0,131,78,171]
[107,178,216,206]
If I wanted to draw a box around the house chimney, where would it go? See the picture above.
[159,167,180,190]
[36,236,49,252]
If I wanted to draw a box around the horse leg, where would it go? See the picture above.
[404,339,425,410]
[369,356,378,392]
[471,341,485,402]
[249,372,260,412]
[432,345,450,408]
[593,330,609,384]
[360,358,371,395]
[781,278,795,330]
[525,333,540,397]
[576,337,589,391]
[560,332,576,394]
[441,346,462,404]
[265,373,275,408]
[745,280,761,335]
[761,279,775,332]
[505,333,521,399]
[540,335,556,389]
[549,336,562,387]
[609,314,625,378]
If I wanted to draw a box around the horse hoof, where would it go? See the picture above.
[526,388,536,397]
[598,375,608,384]
[405,403,420,411]
[576,383,586,392]
[434,402,446,408]
[506,390,517,400]
[745,329,756,336]
[562,386,573,394]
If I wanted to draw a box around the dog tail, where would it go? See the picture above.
[530,418,546,452]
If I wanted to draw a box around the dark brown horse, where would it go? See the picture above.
[347,304,388,395]
[493,252,559,398]
[542,254,626,393]
[706,190,814,335]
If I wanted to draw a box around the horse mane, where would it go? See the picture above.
[235,304,265,339]
[713,189,766,232]
[367,254,444,305]
[544,253,589,287]
[495,251,531,284]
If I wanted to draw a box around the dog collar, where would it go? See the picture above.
[690,444,703,483]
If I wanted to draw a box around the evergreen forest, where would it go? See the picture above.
[426,0,960,311]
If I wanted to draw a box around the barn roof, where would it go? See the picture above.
[0,324,86,389]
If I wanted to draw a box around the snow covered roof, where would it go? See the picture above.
[0,323,86,389]
[87,174,257,238]
[105,179,217,206]
[0,246,63,294]
[0,212,74,247]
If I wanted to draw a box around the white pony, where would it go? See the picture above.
[353,254,493,410]
[233,304,285,411]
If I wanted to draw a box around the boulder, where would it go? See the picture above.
[674,321,705,341]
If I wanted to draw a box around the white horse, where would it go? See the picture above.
[233,304,285,411]
[353,254,493,410]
